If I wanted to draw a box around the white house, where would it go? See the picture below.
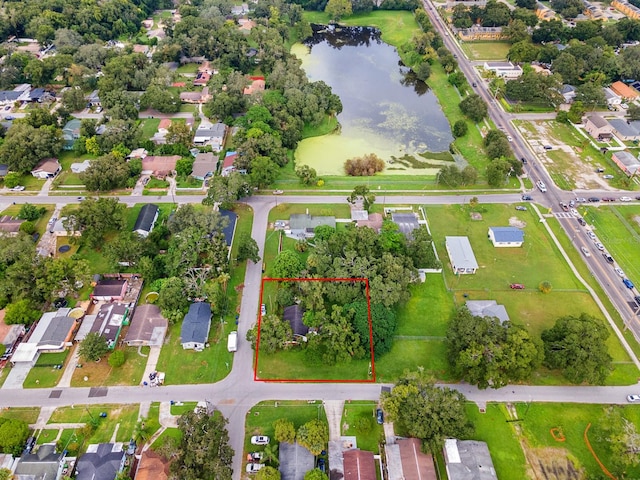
[487,227,524,247]
[445,236,478,274]
[483,61,523,79]
[31,158,61,179]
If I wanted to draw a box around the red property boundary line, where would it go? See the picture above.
[254,277,376,383]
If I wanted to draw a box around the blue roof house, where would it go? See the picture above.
[488,227,524,247]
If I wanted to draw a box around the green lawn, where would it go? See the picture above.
[244,400,327,457]
[460,41,511,61]
[140,118,161,141]
[395,277,454,337]
[170,402,198,416]
[49,404,139,445]
[36,428,60,445]
[23,350,70,388]
[341,402,383,453]
[176,63,200,74]
[374,339,452,383]
[70,347,148,387]
[466,403,527,480]
[151,427,182,449]
[0,407,40,424]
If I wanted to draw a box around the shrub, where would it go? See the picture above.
[108,350,126,368]
[344,153,385,176]
[452,120,468,138]
[539,281,552,293]
[19,221,35,235]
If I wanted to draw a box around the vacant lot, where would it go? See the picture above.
[461,41,511,60]
[341,402,383,453]
[70,347,147,387]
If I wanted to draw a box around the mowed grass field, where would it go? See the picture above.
[460,41,511,60]
[583,205,640,284]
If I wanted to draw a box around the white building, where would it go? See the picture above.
[445,236,478,274]
[483,61,523,79]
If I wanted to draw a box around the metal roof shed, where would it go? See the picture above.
[445,236,478,274]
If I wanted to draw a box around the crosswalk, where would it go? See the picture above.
[553,212,575,219]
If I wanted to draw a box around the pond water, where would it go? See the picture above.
[293,25,454,176]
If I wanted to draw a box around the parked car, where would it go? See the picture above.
[249,452,263,462]
[628,394,640,403]
[634,295,640,306]
[376,408,384,424]
[273,190,283,195]
[318,458,326,473]
[521,195,533,201]
[620,197,633,202]
[596,167,605,173]
[246,463,265,474]
[11,186,25,191]
[602,197,615,202]
[580,247,591,257]
[575,197,587,203]
[603,175,614,180]
[569,200,575,208]
[587,230,597,240]
[515,206,527,211]
[251,436,270,445]
[603,253,614,264]
[24,437,36,454]
[615,267,625,277]
[510,283,525,289]
[595,242,605,251]
[543,145,553,150]
[577,217,586,226]
[588,197,600,202]
[570,208,579,217]
[3,106,9,111]
[623,278,635,289]
[5,115,14,120]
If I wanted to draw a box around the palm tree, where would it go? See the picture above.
[217,272,231,291]
[261,442,279,466]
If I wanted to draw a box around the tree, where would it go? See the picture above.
[62,88,87,112]
[256,466,281,480]
[0,468,11,480]
[273,418,296,443]
[35,256,91,300]
[297,419,329,456]
[541,313,612,384]
[446,307,542,389]
[237,234,261,263]
[4,299,40,325]
[459,94,488,123]
[249,156,280,188]
[347,185,375,212]
[567,101,585,124]
[141,85,180,113]
[108,350,126,368]
[629,104,640,121]
[381,369,472,452]
[325,0,352,21]
[173,407,234,480]
[79,332,109,361]
[80,153,134,191]
[407,225,440,269]
[0,123,63,173]
[3,173,22,189]
[538,281,552,293]
[486,158,511,187]
[0,418,29,455]
[204,172,252,210]
[347,301,397,358]
[452,120,468,138]
[295,165,318,185]
[167,122,193,147]
[603,407,640,473]
[17,203,46,221]
[305,470,329,480]
[175,158,194,177]
[65,198,126,248]
[414,62,432,82]
[261,443,280,466]
[344,154,385,176]
[255,314,293,353]
[273,250,304,279]
[104,231,144,268]
[158,277,190,317]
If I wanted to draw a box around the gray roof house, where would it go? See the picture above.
[279,442,315,480]
[610,118,640,141]
[391,213,420,238]
[133,204,159,238]
[193,123,226,151]
[14,444,64,480]
[75,443,126,480]
[584,115,613,140]
[487,227,524,247]
[191,152,218,180]
[124,304,168,347]
[612,150,640,176]
[445,236,478,274]
[283,305,308,337]
[62,119,82,150]
[181,302,212,351]
[289,214,336,239]
[465,300,510,324]
[444,439,497,480]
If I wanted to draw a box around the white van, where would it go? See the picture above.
[227,331,238,352]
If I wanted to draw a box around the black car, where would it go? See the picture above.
[522,195,533,201]
[634,296,640,306]
[376,408,384,424]
[588,197,600,202]
[24,437,36,454]
[521,157,527,164]
[603,253,614,264]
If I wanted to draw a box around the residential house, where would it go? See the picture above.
[396,438,437,480]
[343,449,376,480]
[91,303,130,349]
[584,115,613,140]
[132,44,150,55]
[86,90,101,107]
[604,87,622,106]
[466,300,510,324]
[92,278,128,302]
[124,304,168,347]
[62,119,82,150]
[0,215,24,235]
[50,217,81,237]
[609,119,640,141]
[191,152,218,180]
[445,236,478,274]
[133,204,159,237]
[610,81,640,101]
[445,0,487,8]
[613,0,640,19]
[181,302,212,350]
[612,150,640,176]
[238,18,257,32]
[391,212,420,239]
[193,71,211,87]
[221,151,238,176]
[279,442,315,480]
[28,88,54,103]
[135,451,169,480]
[356,212,383,232]
[283,305,308,338]
[10,308,77,365]
[584,3,606,19]
[444,439,497,480]
[243,76,266,95]
[180,87,211,104]
[128,148,148,160]
[193,122,226,151]
[13,444,64,480]
[561,84,576,103]
[151,118,172,145]
[70,159,92,173]
[141,155,181,177]
[75,443,126,480]
[457,26,503,41]
[289,214,336,238]
[219,209,238,248]
[483,61,523,79]
[0,85,32,105]
[31,158,61,179]
[231,3,250,15]
[487,226,524,247]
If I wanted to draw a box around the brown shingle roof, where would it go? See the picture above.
[124,304,168,346]
[135,450,169,480]
[398,438,437,480]
[343,450,376,480]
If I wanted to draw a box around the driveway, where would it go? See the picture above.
[2,363,30,389]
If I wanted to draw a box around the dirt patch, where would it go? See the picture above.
[523,443,584,480]
[470,212,483,221]
[509,217,527,228]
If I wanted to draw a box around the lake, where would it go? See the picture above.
[293,24,454,176]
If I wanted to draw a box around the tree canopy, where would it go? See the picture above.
[79,332,109,361]
[297,419,329,456]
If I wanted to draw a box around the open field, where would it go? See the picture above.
[341,401,383,453]
[70,347,147,387]
[460,41,511,60]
